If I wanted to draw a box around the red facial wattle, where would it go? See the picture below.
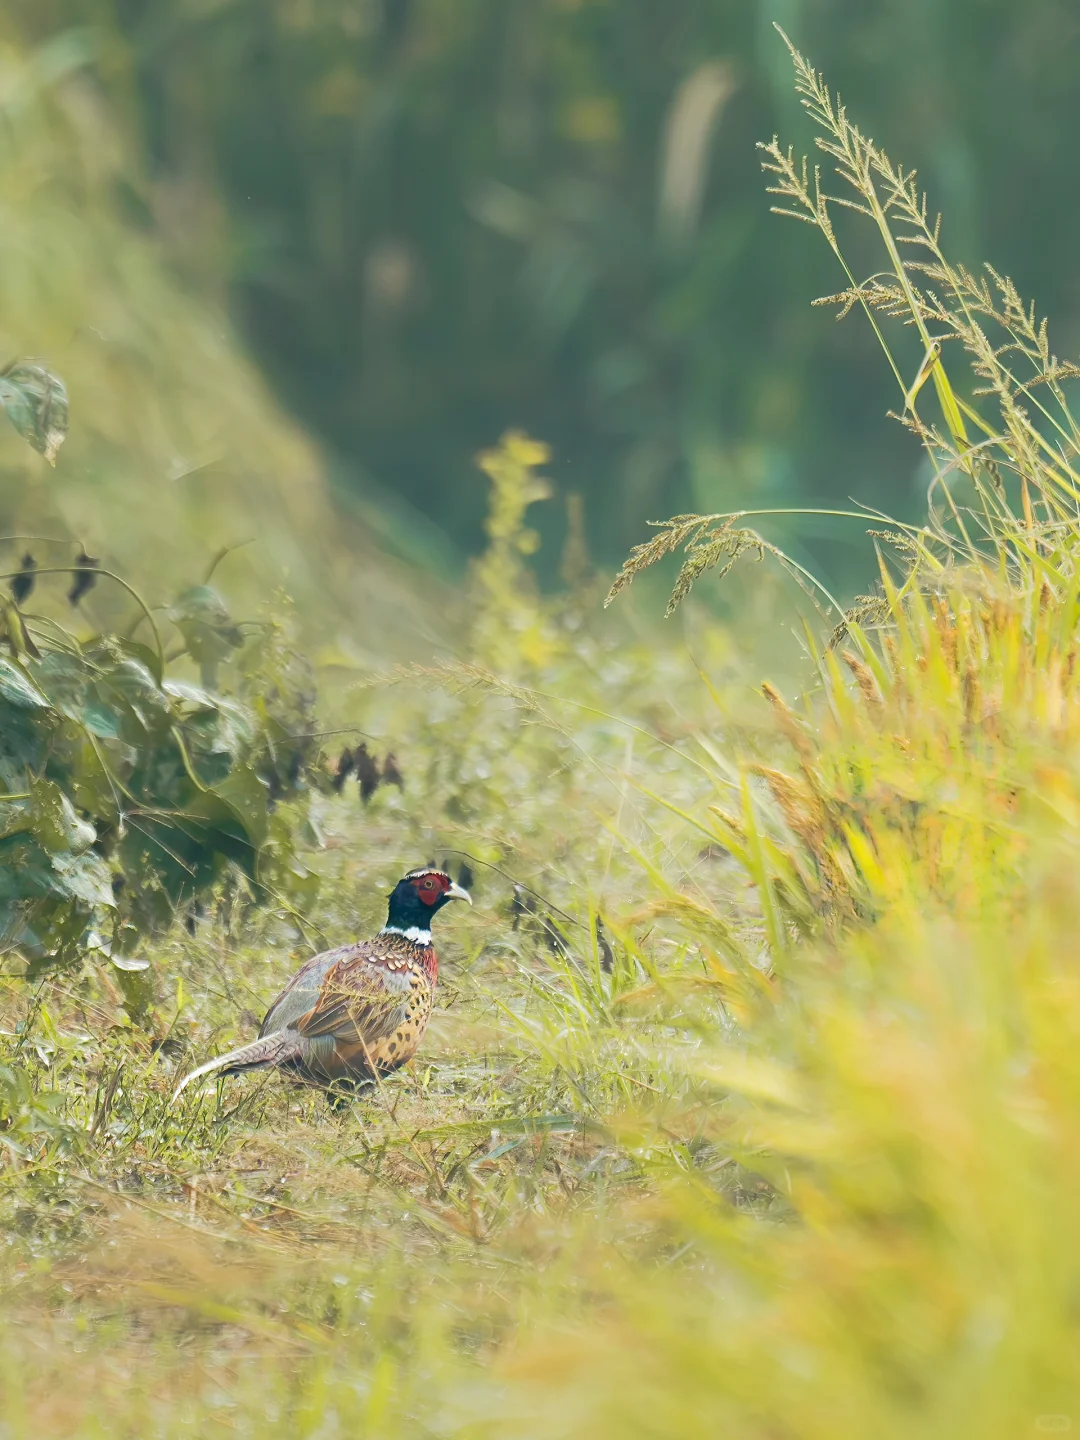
[414,874,449,907]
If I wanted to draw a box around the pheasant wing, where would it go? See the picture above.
[294,948,410,1047]
[260,942,359,1036]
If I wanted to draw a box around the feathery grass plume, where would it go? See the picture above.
[606,515,760,615]
[614,27,1080,620]
[840,649,884,711]
[606,513,841,619]
[759,25,1080,584]
[827,591,893,650]
[608,27,1080,953]
[760,680,816,760]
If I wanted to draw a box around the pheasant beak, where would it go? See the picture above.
[446,881,473,905]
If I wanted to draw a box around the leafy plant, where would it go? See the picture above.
[0,361,67,465]
[0,363,320,975]
[608,27,1080,948]
[612,27,1080,623]
[0,592,320,973]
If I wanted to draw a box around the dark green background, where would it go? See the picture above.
[21,0,1080,588]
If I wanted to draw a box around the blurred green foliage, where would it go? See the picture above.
[25,0,1075,587]
[0,8,433,655]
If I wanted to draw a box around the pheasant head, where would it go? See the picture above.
[382,868,472,943]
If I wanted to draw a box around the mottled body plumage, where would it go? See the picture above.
[174,869,470,1099]
[261,930,439,1081]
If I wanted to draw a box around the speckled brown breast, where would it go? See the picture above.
[330,962,436,1079]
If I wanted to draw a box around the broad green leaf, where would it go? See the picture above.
[35,647,171,741]
[67,739,124,823]
[29,778,97,854]
[167,681,257,765]
[91,656,171,735]
[213,765,269,849]
[171,768,269,889]
[167,585,243,679]
[0,837,58,901]
[0,599,41,661]
[0,708,48,777]
[50,849,114,908]
[32,651,87,716]
[110,954,149,972]
[0,656,49,709]
[79,700,123,739]
[113,636,165,687]
[0,361,68,464]
[185,763,269,854]
[163,678,230,711]
[0,796,33,842]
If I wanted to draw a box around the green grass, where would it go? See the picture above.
[4,37,1080,1439]
[0,583,765,1436]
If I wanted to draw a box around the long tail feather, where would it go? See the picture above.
[172,1029,304,1102]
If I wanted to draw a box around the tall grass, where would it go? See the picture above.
[3,35,1080,1439]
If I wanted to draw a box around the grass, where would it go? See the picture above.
[4,35,1080,1439]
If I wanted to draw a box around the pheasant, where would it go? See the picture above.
[174,868,471,1098]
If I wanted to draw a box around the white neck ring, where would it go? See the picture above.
[381,925,432,946]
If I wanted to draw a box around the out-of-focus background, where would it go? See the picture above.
[4,0,1080,608]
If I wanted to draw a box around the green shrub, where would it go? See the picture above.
[0,363,319,974]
